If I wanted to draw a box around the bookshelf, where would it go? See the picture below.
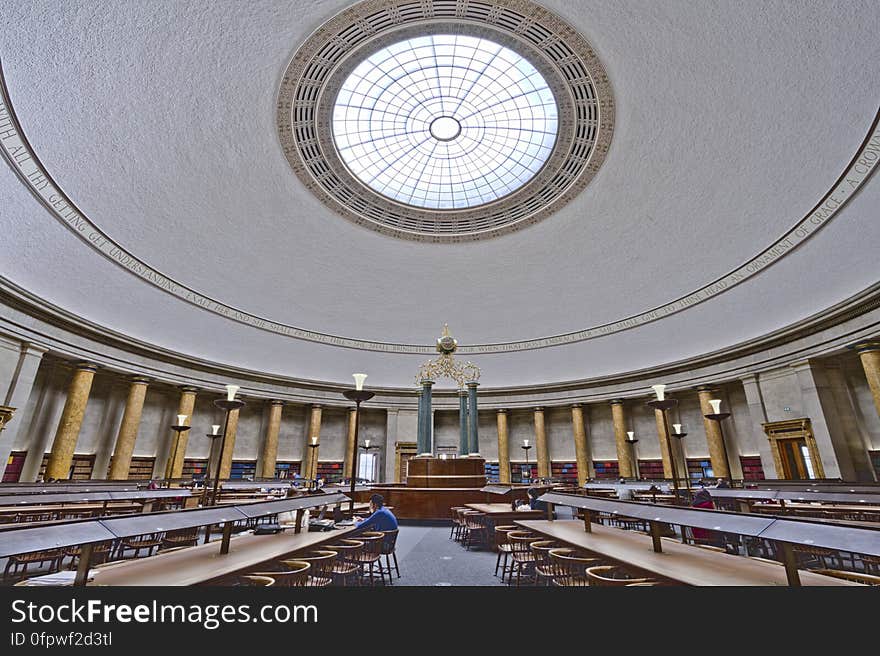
[274,461,302,479]
[740,455,765,481]
[315,461,343,483]
[230,460,257,480]
[3,451,25,482]
[592,460,619,479]
[38,453,95,480]
[182,458,209,478]
[510,462,538,484]
[550,461,578,484]
[637,459,664,480]
[484,461,500,483]
[126,456,156,480]
[686,458,713,481]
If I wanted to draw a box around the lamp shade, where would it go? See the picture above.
[709,399,722,414]
[311,436,318,445]
[523,439,529,447]
[177,414,188,426]
[651,384,666,401]
[353,373,368,391]
[627,431,634,440]
[673,423,682,434]
[365,439,370,448]
[225,384,239,401]
[211,425,220,435]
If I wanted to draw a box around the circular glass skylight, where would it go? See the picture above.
[332,34,559,210]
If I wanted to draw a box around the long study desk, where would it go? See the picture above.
[89,524,361,586]
[514,520,860,586]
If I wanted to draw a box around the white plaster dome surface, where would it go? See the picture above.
[1,0,879,386]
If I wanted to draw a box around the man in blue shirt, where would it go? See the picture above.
[353,494,398,533]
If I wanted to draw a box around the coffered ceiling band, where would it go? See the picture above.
[0,65,878,355]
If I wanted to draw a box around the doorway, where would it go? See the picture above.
[777,437,816,480]
[763,418,825,479]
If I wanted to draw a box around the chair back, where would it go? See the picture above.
[494,525,517,550]
[530,540,558,568]
[238,575,274,586]
[379,529,399,555]
[463,511,485,530]
[284,550,337,587]
[585,565,653,587]
[254,561,310,587]
[357,532,385,560]
[548,548,598,586]
[508,531,540,562]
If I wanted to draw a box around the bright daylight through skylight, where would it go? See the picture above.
[332,34,559,210]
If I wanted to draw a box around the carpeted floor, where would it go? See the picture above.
[392,524,503,586]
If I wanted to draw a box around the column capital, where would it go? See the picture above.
[458,388,469,396]
[609,398,625,406]
[496,408,508,415]
[533,406,545,413]
[465,380,479,388]
[268,399,285,407]
[130,376,151,385]
[850,339,880,354]
[310,403,323,410]
[74,362,99,372]
[696,385,717,394]
[179,385,199,393]
[348,406,358,413]
[420,378,435,386]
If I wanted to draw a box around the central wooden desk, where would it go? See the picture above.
[89,525,360,586]
[515,520,859,586]
[465,503,544,525]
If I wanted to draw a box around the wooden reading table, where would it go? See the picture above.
[515,519,859,586]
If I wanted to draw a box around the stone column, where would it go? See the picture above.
[0,342,47,481]
[304,404,322,480]
[45,363,98,480]
[610,400,634,478]
[571,404,593,485]
[654,407,674,479]
[343,406,358,481]
[855,341,880,420]
[259,400,284,479]
[740,374,776,477]
[533,407,550,479]
[458,388,469,456]
[418,380,434,456]
[416,387,425,455]
[496,409,510,484]
[697,386,731,479]
[168,386,197,479]
[467,381,479,456]
[217,406,241,480]
[108,377,150,480]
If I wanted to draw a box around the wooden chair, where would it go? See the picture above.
[585,565,655,586]
[324,539,364,586]
[449,506,467,541]
[247,561,310,587]
[115,532,164,559]
[530,540,559,586]
[549,548,601,587]
[283,550,337,587]
[14,511,57,523]
[809,568,880,586]
[507,531,541,586]
[462,511,488,550]
[350,532,386,586]
[493,525,517,582]
[160,527,199,550]
[378,529,400,582]
[63,541,113,570]
[862,554,880,576]
[237,575,274,586]
[792,545,843,570]
[3,549,64,582]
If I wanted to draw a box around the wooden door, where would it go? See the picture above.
[395,442,417,483]
[778,438,811,479]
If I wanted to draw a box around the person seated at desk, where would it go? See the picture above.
[352,494,398,533]
[527,488,550,513]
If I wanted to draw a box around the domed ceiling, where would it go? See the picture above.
[1,0,878,388]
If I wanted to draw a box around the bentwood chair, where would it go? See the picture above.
[862,555,880,576]
[248,561,310,587]
[3,549,64,582]
[462,512,488,550]
[548,548,601,587]
[378,529,400,582]
[237,575,275,586]
[507,531,541,586]
[284,551,337,587]
[493,525,517,582]
[114,532,164,559]
[585,565,655,586]
[351,532,385,586]
[324,539,364,586]
[160,527,199,550]
[531,540,559,586]
[63,541,113,570]
[793,545,844,570]
[450,507,468,541]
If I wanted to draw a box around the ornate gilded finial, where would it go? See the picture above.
[436,324,457,354]
[441,323,450,337]
[418,325,480,384]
